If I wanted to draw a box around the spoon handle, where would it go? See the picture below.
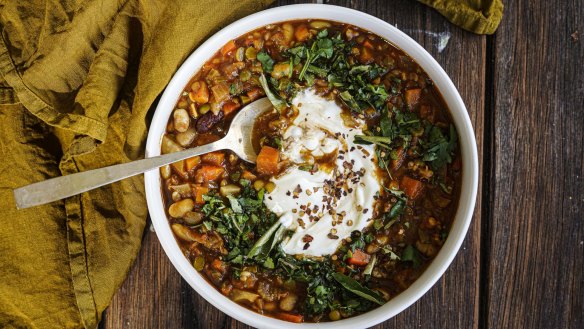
[13,139,228,209]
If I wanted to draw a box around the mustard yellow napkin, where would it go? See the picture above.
[0,1,501,328]
[0,1,272,328]
[419,0,504,34]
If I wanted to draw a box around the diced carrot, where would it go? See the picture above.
[419,105,435,122]
[220,283,233,296]
[201,152,225,166]
[222,101,241,116]
[347,249,371,266]
[276,312,304,323]
[211,259,226,272]
[247,87,264,101]
[388,179,400,191]
[294,25,310,41]
[360,47,374,63]
[401,176,424,200]
[362,39,374,49]
[391,147,406,170]
[241,170,257,181]
[195,165,225,183]
[256,146,280,176]
[405,88,422,109]
[190,81,209,104]
[221,40,237,56]
[192,184,209,204]
[185,156,201,171]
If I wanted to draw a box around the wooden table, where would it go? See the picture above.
[101,1,584,328]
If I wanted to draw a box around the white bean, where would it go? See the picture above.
[173,108,190,133]
[171,223,196,242]
[168,198,195,218]
[183,211,204,225]
[279,293,298,311]
[176,126,197,147]
[161,135,183,154]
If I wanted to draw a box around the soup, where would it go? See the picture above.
[160,20,461,323]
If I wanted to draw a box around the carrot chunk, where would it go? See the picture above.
[211,259,226,272]
[256,146,280,176]
[185,156,201,171]
[294,25,310,42]
[347,249,371,266]
[360,47,374,63]
[222,101,241,116]
[201,152,225,166]
[401,176,424,200]
[195,165,225,183]
[247,87,264,101]
[405,88,422,109]
[241,170,257,181]
[220,40,237,56]
[362,39,374,49]
[192,184,210,204]
[276,312,304,323]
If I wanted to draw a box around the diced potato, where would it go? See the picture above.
[168,184,192,197]
[190,81,209,104]
[282,23,294,42]
[160,164,172,179]
[171,160,187,179]
[271,62,291,79]
[220,184,242,196]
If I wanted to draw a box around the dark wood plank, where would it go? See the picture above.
[486,0,584,328]
[103,1,486,328]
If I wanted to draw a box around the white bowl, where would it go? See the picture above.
[145,4,479,329]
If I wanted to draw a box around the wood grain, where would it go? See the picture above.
[485,0,584,328]
[104,0,487,328]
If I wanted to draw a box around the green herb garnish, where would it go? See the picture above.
[332,273,385,305]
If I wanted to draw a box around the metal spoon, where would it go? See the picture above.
[13,97,274,209]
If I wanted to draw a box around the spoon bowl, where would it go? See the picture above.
[13,97,274,209]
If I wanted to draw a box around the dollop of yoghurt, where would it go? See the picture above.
[263,89,381,257]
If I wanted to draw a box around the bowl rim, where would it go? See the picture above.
[144,4,479,329]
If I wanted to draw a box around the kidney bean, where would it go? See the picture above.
[196,110,224,133]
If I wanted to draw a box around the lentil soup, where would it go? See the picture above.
[160,20,461,323]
